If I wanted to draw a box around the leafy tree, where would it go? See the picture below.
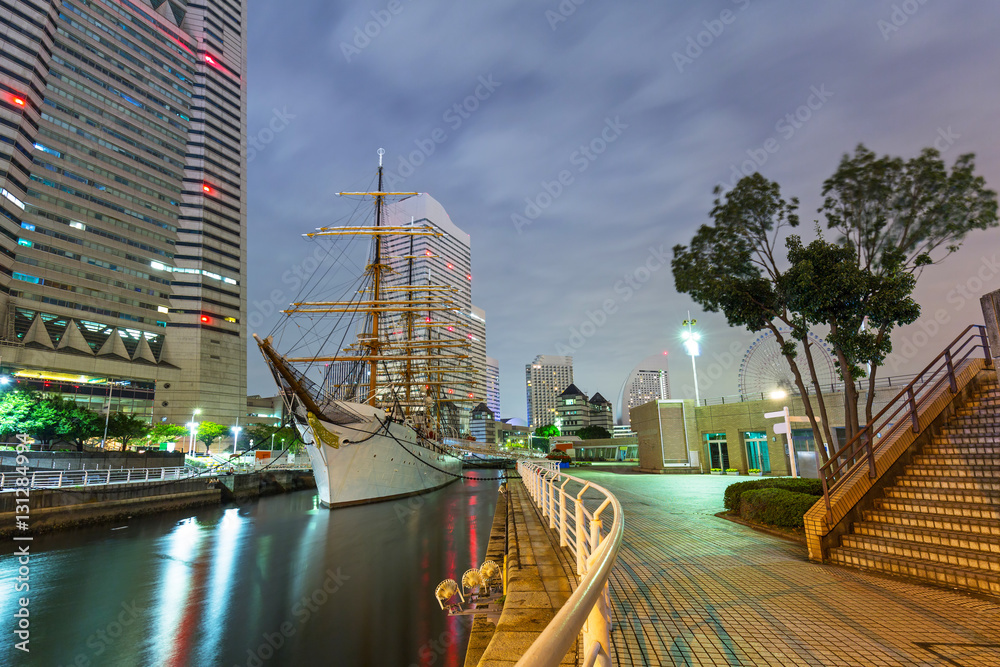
[576,425,612,440]
[106,413,151,450]
[819,145,997,425]
[147,423,189,449]
[534,425,560,439]
[55,397,105,451]
[673,145,998,457]
[0,389,36,442]
[196,421,229,453]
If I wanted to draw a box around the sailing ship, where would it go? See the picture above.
[255,149,471,507]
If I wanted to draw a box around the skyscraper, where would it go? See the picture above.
[525,354,573,429]
[486,355,500,418]
[382,193,478,435]
[618,353,671,426]
[0,0,247,425]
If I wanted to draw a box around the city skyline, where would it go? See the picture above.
[245,2,1000,422]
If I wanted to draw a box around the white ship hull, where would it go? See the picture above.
[297,407,463,508]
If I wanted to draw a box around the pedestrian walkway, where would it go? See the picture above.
[574,470,1000,667]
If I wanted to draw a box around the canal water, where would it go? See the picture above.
[0,470,503,666]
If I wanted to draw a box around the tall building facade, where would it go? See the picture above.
[618,354,671,426]
[383,193,478,435]
[525,354,573,429]
[0,0,247,427]
[485,355,500,418]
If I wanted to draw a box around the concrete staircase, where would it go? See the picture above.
[829,375,1000,598]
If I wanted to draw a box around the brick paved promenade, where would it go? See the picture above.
[574,469,1000,667]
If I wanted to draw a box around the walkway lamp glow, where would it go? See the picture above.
[188,409,201,453]
[681,314,701,405]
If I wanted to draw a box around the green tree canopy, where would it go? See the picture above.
[576,425,612,440]
[148,423,189,448]
[196,421,229,453]
[106,413,151,450]
[534,424,560,439]
[0,389,36,442]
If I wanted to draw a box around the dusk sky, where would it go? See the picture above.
[245,2,1000,421]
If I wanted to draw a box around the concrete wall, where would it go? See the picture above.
[632,400,700,473]
[0,450,185,471]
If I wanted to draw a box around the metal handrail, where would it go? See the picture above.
[819,324,993,523]
[515,461,624,667]
[0,466,200,491]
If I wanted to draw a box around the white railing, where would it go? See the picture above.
[0,466,200,491]
[515,461,623,667]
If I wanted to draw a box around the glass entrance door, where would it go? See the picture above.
[705,433,729,470]
[743,431,770,473]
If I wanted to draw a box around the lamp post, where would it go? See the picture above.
[188,408,201,454]
[100,380,117,450]
[231,424,242,455]
[681,313,701,405]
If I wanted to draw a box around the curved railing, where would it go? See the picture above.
[819,323,993,522]
[515,460,624,667]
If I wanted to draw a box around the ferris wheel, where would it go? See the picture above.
[737,328,838,398]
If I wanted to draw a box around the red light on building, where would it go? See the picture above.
[425,317,431,323]
[466,274,472,280]
[425,250,432,256]
[468,393,474,398]
[447,326,453,331]
[205,54,217,65]
[448,389,454,394]
[200,315,209,323]
[12,96,25,106]
[663,351,668,355]
[446,263,453,270]
[202,184,213,194]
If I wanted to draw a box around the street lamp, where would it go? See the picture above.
[188,408,201,454]
[681,313,701,405]
[231,424,242,455]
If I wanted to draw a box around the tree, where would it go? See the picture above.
[819,145,997,427]
[0,389,36,443]
[672,173,833,460]
[106,413,151,450]
[55,397,104,451]
[534,425,560,439]
[576,425,612,440]
[673,145,998,459]
[196,421,229,453]
[147,423,189,449]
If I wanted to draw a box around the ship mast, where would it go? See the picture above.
[368,149,385,405]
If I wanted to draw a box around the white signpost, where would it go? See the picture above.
[764,406,817,478]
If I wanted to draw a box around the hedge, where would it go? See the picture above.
[738,487,820,528]
[723,477,823,514]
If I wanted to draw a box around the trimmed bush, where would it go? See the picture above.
[738,487,819,528]
[723,477,823,513]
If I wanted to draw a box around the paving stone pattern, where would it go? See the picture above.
[574,470,1000,666]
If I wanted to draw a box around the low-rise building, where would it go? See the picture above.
[470,403,497,444]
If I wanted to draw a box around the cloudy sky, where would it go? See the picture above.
[245,1,1000,421]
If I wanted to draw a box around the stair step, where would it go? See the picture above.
[874,497,1000,519]
[934,432,1000,441]
[853,522,1000,554]
[894,475,1000,493]
[912,454,1000,466]
[828,547,1000,597]
[883,486,1000,504]
[923,444,1000,456]
[839,535,1000,571]
[862,509,1000,536]
[904,464,1000,478]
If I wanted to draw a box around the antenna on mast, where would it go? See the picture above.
[377,147,385,167]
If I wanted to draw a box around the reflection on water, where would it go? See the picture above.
[0,471,502,666]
